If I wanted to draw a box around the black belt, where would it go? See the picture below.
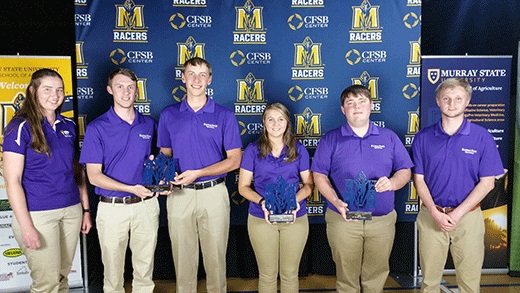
[181,178,225,190]
[99,195,152,204]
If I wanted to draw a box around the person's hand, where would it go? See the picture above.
[446,208,464,225]
[431,209,457,232]
[331,198,352,221]
[289,202,301,224]
[173,170,201,186]
[21,225,41,250]
[375,176,393,192]
[261,200,273,225]
[132,184,154,199]
[157,180,174,196]
[81,212,92,234]
[158,189,173,196]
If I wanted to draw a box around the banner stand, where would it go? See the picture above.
[82,234,89,291]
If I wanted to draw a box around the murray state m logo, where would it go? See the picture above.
[136,79,147,102]
[235,0,264,31]
[235,73,266,115]
[408,111,419,134]
[75,42,88,79]
[233,0,266,44]
[294,36,322,67]
[116,0,145,29]
[177,36,205,66]
[295,107,321,137]
[236,73,264,103]
[352,0,380,31]
[75,42,86,66]
[409,39,421,64]
[350,0,382,43]
[292,37,324,80]
[113,0,148,42]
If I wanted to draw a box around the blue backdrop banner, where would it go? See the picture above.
[75,0,421,224]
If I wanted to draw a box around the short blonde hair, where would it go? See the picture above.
[435,78,472,100]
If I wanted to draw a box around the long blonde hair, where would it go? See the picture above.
[257,103,297,162]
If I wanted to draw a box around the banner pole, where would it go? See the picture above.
[82,233,89,291]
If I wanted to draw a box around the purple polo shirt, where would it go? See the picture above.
[2,114,80,211]
[311,122,413,216]
[79,107,155,198]
[411,118,503,207]
[240,141,310,218]
[157,98,242,182]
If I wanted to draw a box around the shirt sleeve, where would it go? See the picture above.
[2,119,30,155]
[240,143,256,172]
[478,132,504,177]
[156,107,172,149]
[222,110,243,151]
[390,131,414,171]
[297,143,310,172]
[411,131,424,175]
[311,132,332,175]
[79,123,104,164]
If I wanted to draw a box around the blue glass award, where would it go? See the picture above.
[264,176,298,223]
[343,171,377,220]
[142,153,178,192]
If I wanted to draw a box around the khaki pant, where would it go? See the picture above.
[97,197,160,293]
[326,209,397,293]
[12,203,82,293]
[167,183,230,293]
[248,214,309,293]
[418,207,485,293]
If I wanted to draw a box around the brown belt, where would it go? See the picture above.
[434,202,480,214]
[99,195,152,204]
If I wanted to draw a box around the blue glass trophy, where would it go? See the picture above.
[343,171,377,220]
[142,153,178,192]
[264,176,298,223]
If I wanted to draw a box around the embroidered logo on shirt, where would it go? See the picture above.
[370,144,385,150]
[461,148,477,155]
[204,123,218,129]
[60,130,73,138]
[139,134,152,139]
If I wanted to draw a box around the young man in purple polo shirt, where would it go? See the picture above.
[157,57,242,293]
[311,84,413,292]
[80,68,159,293]
[412,78,503,293]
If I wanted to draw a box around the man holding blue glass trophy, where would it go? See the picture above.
[312,85,413,293]
[81,68,171,292]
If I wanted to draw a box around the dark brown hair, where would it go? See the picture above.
[182,57,212,76]
[340,84,371,105]
[107,67,138,86]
